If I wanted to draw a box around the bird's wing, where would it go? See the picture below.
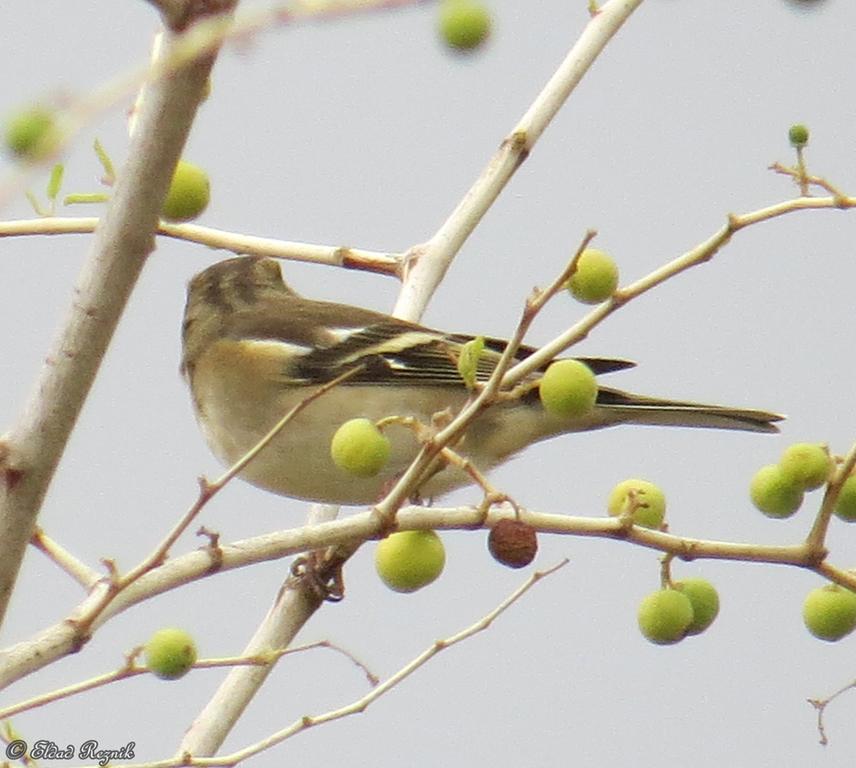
[289,321,635,387]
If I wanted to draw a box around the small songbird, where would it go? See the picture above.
[181,257,781,505]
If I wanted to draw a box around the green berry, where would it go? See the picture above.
[375,530,446,593]
[487,518,538,569]
[161,160,210,222]
[538,359,598,419]
[330,418,391,478]
[567,248,619,305]
[637,589,694,645]
[834,475,856,522]
[144,627,197,680]
[674,578,720,636]
[3,106,60,161]
[802,584,856,642]
[607,479,666,529]
[438,0,492,52]
[788,123,809,148]
[779,442,832,491]
[749,464,803,518]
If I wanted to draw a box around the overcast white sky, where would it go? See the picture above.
[2,1,856,766]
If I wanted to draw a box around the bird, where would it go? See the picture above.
[181,256,782,505]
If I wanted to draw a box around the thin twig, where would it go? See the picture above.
[809,678,856,746]
[0,218,401,277]
[805,443,856,556]
[0,0,435,210]
[184,561,569,767]
[70,364,368,641]
[30,527,101,589]
[501,193,856,388]
[0,639,376,721]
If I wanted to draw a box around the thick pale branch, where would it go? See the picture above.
[3,500,849,691]
[0,20,231,628]
[177,499,351,750]
[174,1,648,755]
[392,0,645,321]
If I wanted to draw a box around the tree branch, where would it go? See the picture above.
[392,0,645,321]
[0,11,232,627]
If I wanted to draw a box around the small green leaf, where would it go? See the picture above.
[63,192,109,206]
[25,190,49,217]
[46,163,64,201]
[93,138,115,185]
[457,335,485,389]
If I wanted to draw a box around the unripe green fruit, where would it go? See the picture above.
[802,584,856,642]
[161,160,210,222]
[3,106,60,161]
[834,475,856,522]
[749,464,803,518]
[788,123,809,148]
[144,627,197,680]
[637,589,694,645]
[567,248,619,305]
[779,442,832,491]
[674,578,720,636]
[538,359,597,419]
[607,479,666,529]
[375,530,446,593]
[438,0,492,52]
[330,418,391,478]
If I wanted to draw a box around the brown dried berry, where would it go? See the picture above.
[488,519,538,568]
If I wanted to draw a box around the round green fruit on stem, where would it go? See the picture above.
[607,478,666,530]
[834,474,856,522]
[330,418,391,478]
[487,518,538,569]
[788,123,809,148]
[161,160,210,222]
[802,584,856,642]
[144,627,198,680]
[438,0,492,52]
[674,578,720,636]
[749,464,803,518]
[567,248,619,305]
[637,589,694,645]
[538,359,598,419]
[375,530,446,593]
[3,106,60,161]
[779,442,832,490]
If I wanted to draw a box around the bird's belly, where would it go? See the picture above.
[192,380,479,505]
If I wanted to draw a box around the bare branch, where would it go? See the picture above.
[107,562,566,768]
[393,0,645,321]
[0,218,402,276]
[30,527,101,589]
[501,192,856,388]
[0,15,230,627]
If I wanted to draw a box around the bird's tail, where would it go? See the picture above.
[595,387,783,433]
